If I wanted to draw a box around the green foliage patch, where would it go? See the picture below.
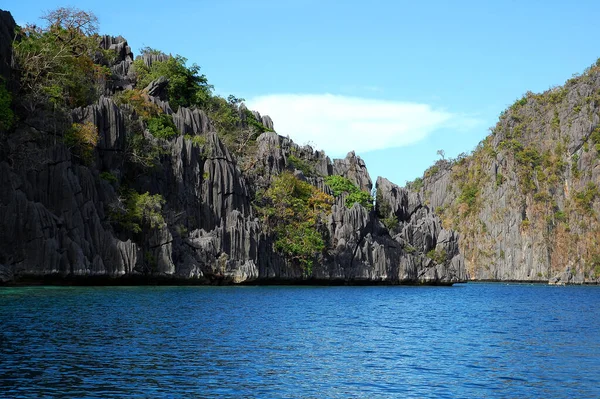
[458,183,479,210]
[244,109,273,134]
[184,134,206,147]
[147,113,178,140]
[426,248,448,264]
[64,122,99,165]
[100,171,118,183]
[12,8,108,112]
[133,49,213,110]
[574,182,599,214]
[375,188,398,232]
[206,95,240,136]
[287,154,315,177]
[0,80,14,131]
[424,165,439,178]
[590,126,600,154]
[110,189,166,234]
[406,177,424,191]
[325,175,373,210]
[257,172,333,272]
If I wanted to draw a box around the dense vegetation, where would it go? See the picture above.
[109,189,166,234]
[12,8,108,113]
[132,48,212,110]
[325,175,373,210]
[63,121,99,164]
[258,172,333,272]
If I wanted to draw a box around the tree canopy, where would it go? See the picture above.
[133,49,213,111]
[324,175,373,210]
[259,172,333,271]
[12,7,107,113]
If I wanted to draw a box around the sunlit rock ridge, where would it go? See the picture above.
[407,59,600,284]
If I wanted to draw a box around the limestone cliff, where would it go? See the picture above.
[410,61,600,284]
[0,10,464,285]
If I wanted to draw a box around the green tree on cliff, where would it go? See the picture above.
[258,172,334,272]
[12,7,107,113]
[132,48,213,111]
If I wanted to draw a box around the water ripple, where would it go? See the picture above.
[1,284,600,398]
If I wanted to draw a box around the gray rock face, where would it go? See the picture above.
[99,35,134,63]
[253,132,374,193]
[333,151,373,193]
[0,9,15,82]
[201,132,252,228]
[374,177,465,283]
[0,147,137,282]
[0,10,465,285]
[141,52,170,68]
[252,131,331,195]
[173,106,210,135]
[72,96,127,170]
[0,117,465,285]
[144,76,169,100]
[261,115,274,131]
[411,68,600,284]
[99,35,135,91]
[248,132,465,284]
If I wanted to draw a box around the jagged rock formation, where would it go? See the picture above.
[248,132,465,283]
[0,9,465,285]
[72,96,126,170]
[173,106,210,135]
[0,10,15,82]
[410,62,600,284]
[375,177,463,282]
[333,152,373,193]
[144,76,169,100]
[99,35,135,92]
[0,142,138,282]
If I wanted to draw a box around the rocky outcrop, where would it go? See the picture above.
[0,9,465,285]
[252,132,374,193]
[72,96,127,170]
[99,35,133,63]
[99,35,135,92]
[144,76,169,100]
[141,51,170,68]
[201,132,252,227]
[0,143,138,283]
[261,115,274,131]
[375,177,464,283]
[173,106,210,135]
[0,117,465,285]
[411,64,600,284]
[0,10,15,82]
[333,152,373,193]
[247,132,465,284]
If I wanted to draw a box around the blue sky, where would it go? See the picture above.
[6,0,600,186]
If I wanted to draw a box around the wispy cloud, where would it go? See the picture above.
[247,93,480,157]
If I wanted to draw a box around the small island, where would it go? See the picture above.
[1,7,599,286]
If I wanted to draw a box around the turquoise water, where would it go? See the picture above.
[1,283,599,398]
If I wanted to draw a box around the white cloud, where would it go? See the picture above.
[246,93,478,157]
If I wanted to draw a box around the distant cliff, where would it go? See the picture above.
[0,8,464,285]
[407,61,600,284]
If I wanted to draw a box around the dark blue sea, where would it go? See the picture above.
[1,283,599,398]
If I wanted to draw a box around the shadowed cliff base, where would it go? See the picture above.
[1,274,458,287]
